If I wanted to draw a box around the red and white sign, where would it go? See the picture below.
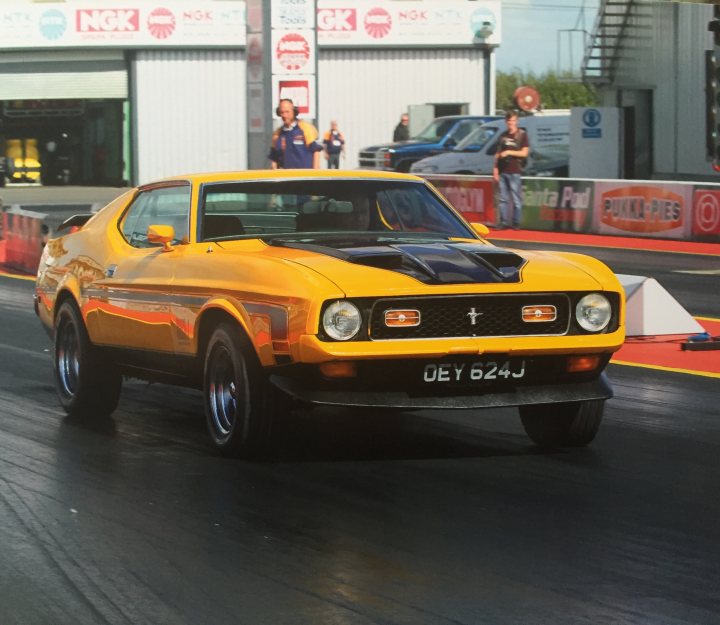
[76,9,140,32]
[594,182,692,239]
[424,176,495,224]
[0,2,246,48]
[272,75,316,119]
[692,190,720,237]
[276,32,309,71]
[317,8,357,32]
[364,7,392,39]
[180,9,213,25]
[317,1,502,47]
[147,8,175,39]
[397,9,429,24]
[272,29,315,75]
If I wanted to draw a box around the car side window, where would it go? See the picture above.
[121,186,191,248]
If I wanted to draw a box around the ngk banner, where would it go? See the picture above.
[594,182,692,239]
[0,1,246,48]
[317,0,501,47]
[271,30,315,75]
[424,176,495,225]
[522,179,593,233]
[692,188,720,240]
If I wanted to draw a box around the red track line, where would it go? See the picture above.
[487,229,720,256]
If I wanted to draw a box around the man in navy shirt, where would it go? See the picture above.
[269,99,323,169]
[322,120,345,169]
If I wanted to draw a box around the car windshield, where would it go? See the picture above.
[200,179,476,241]
[412,118,457,142]
[455,125,501,151]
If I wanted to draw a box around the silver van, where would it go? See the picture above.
[410,112,570,177]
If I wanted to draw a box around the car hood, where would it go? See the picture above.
[264,236,609,297]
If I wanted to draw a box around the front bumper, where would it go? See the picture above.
[269,355,613,409]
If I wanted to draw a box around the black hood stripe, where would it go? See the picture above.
[273,238,526,284]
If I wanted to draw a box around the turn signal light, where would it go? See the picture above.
[566,355,600,373]
[319,361,357,378]
[385,309,421,327]
[522,305,557,323]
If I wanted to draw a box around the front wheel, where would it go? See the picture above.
[53,300,122,418]
[203,323,276,458]
[519,400,605,448]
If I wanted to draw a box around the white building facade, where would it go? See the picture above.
[0,0,500,185]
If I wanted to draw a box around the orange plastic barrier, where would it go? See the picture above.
[1,209,45,274]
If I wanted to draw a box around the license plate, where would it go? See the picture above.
[422,360,526,383]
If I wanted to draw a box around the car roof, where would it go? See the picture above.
[144,169,425,189]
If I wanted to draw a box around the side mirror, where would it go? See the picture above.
[147,224,175,251]
[445,138,456,148]
[471,222,490,238]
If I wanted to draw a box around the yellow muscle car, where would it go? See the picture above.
[35,170,625,457]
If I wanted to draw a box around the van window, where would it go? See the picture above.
[447,119,484,144]
[456,125,499,152]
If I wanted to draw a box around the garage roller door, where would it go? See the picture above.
[0,50,127,100]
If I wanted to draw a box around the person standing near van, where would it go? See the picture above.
[323,120,345,169]
[493,111,529,229]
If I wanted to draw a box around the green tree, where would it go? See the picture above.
[496,70,598,112]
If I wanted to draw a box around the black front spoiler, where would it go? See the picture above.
[270,373,613,410]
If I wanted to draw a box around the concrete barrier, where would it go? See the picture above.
[423,174,720,243]
[2,205,47,274]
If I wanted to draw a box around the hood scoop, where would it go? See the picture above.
[275,239,526,284]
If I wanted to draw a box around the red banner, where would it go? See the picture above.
[424,175,495,225]
[594,182,691,239]
[692,190,720,238]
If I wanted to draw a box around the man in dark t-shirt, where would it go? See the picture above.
[492,111,529,229]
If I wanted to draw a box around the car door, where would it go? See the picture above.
[88,182,191,353]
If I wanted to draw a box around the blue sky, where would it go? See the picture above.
[495,0,601,75]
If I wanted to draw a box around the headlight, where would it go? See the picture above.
[322,301,361,341]
[575,293,612,332]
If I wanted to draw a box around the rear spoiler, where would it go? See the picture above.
[57,214,94,233]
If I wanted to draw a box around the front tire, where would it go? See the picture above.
[519,400,605,448]
[203,323,275,458]
[53,300,122,418]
